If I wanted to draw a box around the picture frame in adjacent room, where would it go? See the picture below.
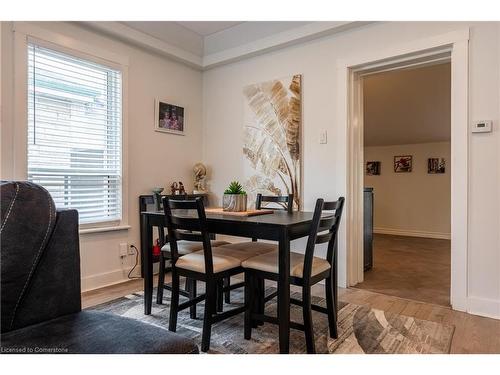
[428,158,446,174]
[155,99,185,135]
[394,155,412,173]
[366,161,381,175]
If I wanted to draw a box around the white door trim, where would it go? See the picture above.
[336,29,469,312]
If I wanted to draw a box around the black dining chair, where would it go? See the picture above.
[163,197,248,352]
[242,197,345,353]
[217,193,294,305]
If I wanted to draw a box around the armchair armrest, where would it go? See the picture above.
[12,209,81,330]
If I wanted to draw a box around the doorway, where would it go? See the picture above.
[338,30,470,312]
[356,62,452,307]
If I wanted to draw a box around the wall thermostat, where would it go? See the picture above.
[471,120,492,133]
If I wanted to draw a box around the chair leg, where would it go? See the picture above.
[224,276,231,304]
[302,286,316,354]
[251,275,259,328]
[156,254,165,304]
[201,280,216,352]
[258,278,265,326]
[168,269,180,332]
[189,278,197,319]
[325,274,338,339]
[244,272,253,340]
[216,279,224,312]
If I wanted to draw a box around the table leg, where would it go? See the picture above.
[278,228,290,354]
[141,213,153,315]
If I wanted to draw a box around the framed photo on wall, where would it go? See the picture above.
[155,99,185,135]
[428,158,446,174]
[394,155,412,173]
[366,161,381,175]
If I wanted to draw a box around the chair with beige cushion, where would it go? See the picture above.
[217,193,293,304]
[156,225,230,315]
[163,197,247,352]
[242,197,345,354]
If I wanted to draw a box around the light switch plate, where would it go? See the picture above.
[471,120,492,133]
[319,131,328,144]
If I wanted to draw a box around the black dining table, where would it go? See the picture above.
[140,209,317,354]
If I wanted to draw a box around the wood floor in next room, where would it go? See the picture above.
[82,273,500,354]
[355,234,451,307]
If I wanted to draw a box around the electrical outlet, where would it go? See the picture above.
[128,245,136,255]
[119,243,128,257]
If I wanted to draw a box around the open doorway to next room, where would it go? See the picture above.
[355,62,451,307]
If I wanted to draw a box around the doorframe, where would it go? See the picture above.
[336,29,470,312]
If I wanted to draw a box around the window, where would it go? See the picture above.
[27,43,122,225]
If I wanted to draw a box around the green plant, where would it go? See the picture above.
[224,181,246,195]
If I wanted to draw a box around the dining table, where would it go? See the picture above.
[140,208,320,354]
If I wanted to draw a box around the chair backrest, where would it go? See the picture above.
[302,197,345,282]
[1,181,81,333]
[162,197,215,274]
[256,193,294,213]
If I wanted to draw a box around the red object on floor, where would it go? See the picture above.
[152,239,161,256]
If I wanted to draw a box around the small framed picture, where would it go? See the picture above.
[394,155,412,173]
[155,99,185,135]
[366,161,381,175]
[428,158,446,174]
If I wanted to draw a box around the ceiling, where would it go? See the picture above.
[176,21,244,36]
[363,62,451,147]
[87,21,370,69]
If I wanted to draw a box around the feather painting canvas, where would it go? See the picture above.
[242,74,302,210]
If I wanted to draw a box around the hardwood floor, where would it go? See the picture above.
[82,273,500,354]
[355,234,451,306]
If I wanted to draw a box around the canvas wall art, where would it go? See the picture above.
[428,158,446,174]
[394,155,412,173]
[366,161,381,175]
[242,74,302,210]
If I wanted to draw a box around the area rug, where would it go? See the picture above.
[89,286,454,354]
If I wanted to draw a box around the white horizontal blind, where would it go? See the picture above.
[27,43,122,224]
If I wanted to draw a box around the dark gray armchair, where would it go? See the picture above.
[0,181,198,354]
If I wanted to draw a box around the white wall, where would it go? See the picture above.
[202,22,500,318]
[1,22,204,291]
[364,142,451,238]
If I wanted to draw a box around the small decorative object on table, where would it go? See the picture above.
[152,187,164,211]
[170,181,186,195]
[170,182,178,195]
[223,181,247,212]
[178,181,186,195]
[193,162,207,194]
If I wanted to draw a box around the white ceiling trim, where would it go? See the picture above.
[82,21,374,70]
[84,21,204,69]
[203,21,373,69]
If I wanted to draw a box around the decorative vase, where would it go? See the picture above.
[222,194,247,212]
[152,187,164,211]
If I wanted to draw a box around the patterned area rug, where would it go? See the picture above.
[89,286,454,354]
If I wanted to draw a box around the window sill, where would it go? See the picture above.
[79,225,131,235]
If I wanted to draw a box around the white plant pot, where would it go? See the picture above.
[222,194,247,212]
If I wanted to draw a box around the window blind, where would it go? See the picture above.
[27,43,122,225]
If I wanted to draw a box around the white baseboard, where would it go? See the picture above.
[81,267,139,292]
[467,296,500,320]
[373,227,451,240]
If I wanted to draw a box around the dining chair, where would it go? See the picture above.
[217,193,294,305]
[242,197,345,353]
[163,197,248,352]
[156,224,230,315]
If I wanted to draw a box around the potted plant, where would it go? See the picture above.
[223,181,247,212]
